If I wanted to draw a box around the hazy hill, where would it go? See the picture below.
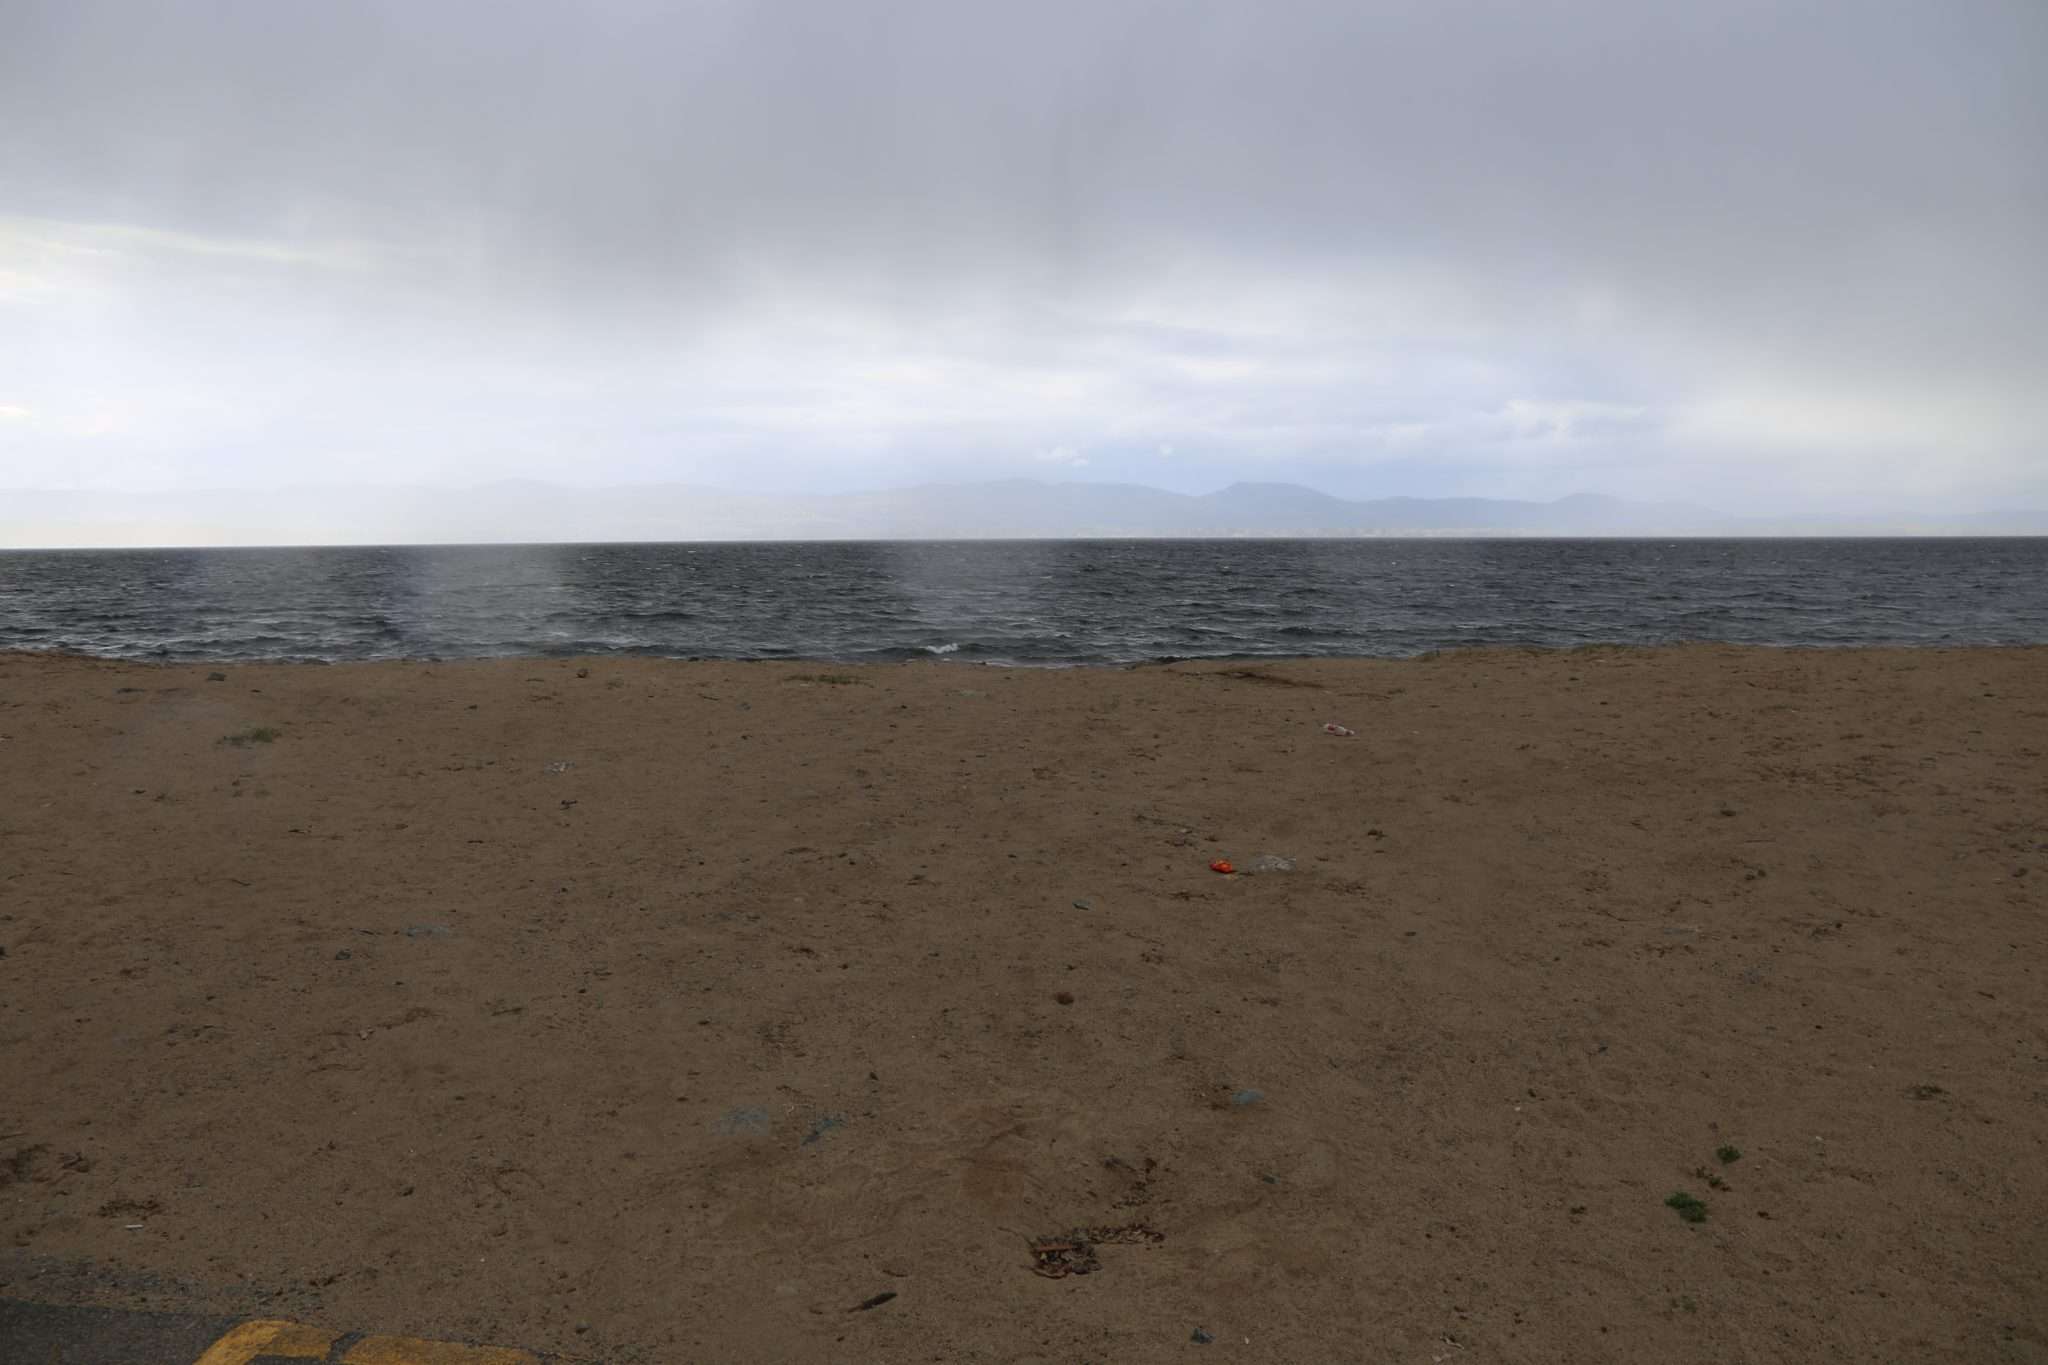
[1,479,2040,547]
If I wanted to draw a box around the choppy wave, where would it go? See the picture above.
[2,538,2046,664]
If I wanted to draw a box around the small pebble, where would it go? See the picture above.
[574,1321,590,1334]
[1192,1327,1215,1344]
[334,949,352,961]
[1055,991,1075,1006]
[1072,898,1094,911]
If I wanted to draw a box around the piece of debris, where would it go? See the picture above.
[544,761,574,774]
[1072,898,1094,911]
[849,1291,897,1313]
[1029,1235,1100,1278]
[1055,991,1075,1006]
[1323,722,1356,737]
[715,1106,771,1136]
[1192,1327,1216,1344]
[801,1114,847,1146]
[402,924,452,939]
[1208,859,1235,875]
[1029,1223,1163,1278]
[206,672,227,682]
[1229,1088,1265,1107]
[1245,855,1296,874]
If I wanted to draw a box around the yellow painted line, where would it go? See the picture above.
[193,1318,339,1364]
[343,1335,539,1365]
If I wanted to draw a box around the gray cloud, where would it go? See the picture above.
[2,0,2043,513]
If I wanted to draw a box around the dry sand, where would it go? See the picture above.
[1,645,2044,1363]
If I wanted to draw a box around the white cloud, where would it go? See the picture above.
[1671,386,2037,456]
[0,2,2041,510]
[1502,400,1651,443]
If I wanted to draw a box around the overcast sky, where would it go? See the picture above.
[2,0,2043,512]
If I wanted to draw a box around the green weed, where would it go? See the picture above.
[1664,1191,1708,1224]
[219,726,281,747]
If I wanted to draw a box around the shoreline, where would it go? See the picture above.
[10,637,2048,672]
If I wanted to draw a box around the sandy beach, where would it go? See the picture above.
[2,644,2044,1363]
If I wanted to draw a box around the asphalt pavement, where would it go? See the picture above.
[0,1297,546,1364]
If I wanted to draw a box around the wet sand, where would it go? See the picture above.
[2,645,2045,1362]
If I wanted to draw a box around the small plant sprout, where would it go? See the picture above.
[1665,1191,1708,1224]
[219,726,281,747]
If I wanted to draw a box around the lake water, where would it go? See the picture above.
[2,538,2045,665]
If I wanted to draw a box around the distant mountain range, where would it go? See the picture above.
[3,479,2044,547]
